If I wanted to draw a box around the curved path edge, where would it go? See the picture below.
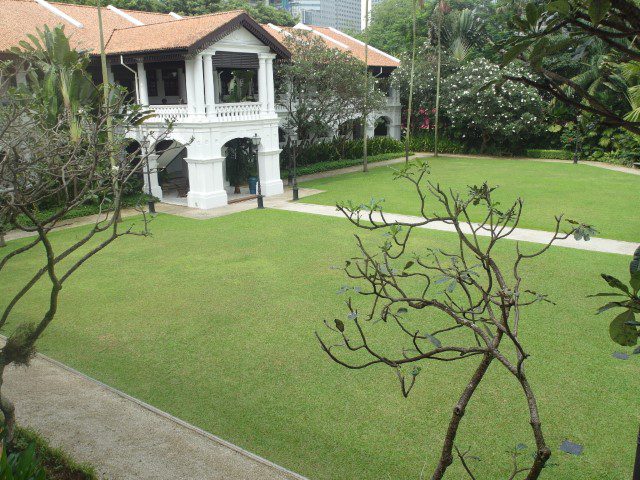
[4,346,308,480]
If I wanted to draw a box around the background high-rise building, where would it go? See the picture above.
[287,0,361,30]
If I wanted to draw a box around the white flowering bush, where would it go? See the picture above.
[442,58,546,153]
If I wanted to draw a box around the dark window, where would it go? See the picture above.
[163,69,179,96]
[147,69,158,97]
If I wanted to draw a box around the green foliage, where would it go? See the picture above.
[442,58,546,153]
[291,137,404,167]
[277,31,386,145]
[408,132,465,153]
[0,443,45,480]
[282,152,410,178]
[525,149,572,160]
[593,245,640,349]
[56,0,297,25]
[9,427,96,480]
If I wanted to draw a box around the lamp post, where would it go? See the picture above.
[251,134,264,209]
[141,139,156,214]
[290,131,299,201]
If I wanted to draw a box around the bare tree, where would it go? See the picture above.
[317,160,595,479]
[0,42,169,442]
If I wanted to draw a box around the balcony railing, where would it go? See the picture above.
[148,102,264,123]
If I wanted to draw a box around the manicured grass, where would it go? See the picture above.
[300,156,640,242]
[1,210,638,479]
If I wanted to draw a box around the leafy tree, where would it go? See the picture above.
[0,27,164,442]
[318,160,594,479]
[442,58,546,153]
[276,31,385,147]
[501,0,640,136]
[366,0,432,55]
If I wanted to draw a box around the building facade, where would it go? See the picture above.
[1,0,401,210]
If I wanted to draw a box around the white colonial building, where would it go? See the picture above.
[0,0,402,210]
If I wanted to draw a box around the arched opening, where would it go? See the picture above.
[338,119,363,140]
[154,139,188,201]
[222,137,259,202]
[374,116,391,137]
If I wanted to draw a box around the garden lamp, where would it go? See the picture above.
[141,138,156,214]
[251,134,264,209]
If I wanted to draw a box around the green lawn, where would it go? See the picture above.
[301,156,640,242]
[2,210,638,479]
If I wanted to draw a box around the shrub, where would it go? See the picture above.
[8,427,96,480]
[282,152,413,177]
[408,132,466,154]
[525,149,573,160]
[293,137,405,166]
[442,58,546,154]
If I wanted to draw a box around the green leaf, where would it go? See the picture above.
[548,0,570,15]
[609,310,638,347]
[525,2,540,26]
[424,333,442,348]
[601,274,630,295]
[588,0,611,24]
[334,319,345,332]
[596,301,623,315]
[404,261,414,270]
[501,40,533,66]
[548,124,562,133]
[630,271,640,294]
[630,245,640,275]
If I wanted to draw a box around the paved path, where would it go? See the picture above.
[5,351,306,480]
[274,201,637,256]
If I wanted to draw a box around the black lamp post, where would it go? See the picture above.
[290,131,299,201]
[142,139,156,214]
[251,134,264,209]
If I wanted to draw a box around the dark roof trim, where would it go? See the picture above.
[105,50,189,64]
[188,12,290,60]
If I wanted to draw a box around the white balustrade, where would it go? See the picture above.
[150,104,190,122]
[146,102,264,123]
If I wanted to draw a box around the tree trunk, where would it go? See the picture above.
[432,353,493,479]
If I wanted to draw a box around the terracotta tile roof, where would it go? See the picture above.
[0,0,173,54]
[0,1,289,59]
[264,23,400,68]
[104,10,245,54]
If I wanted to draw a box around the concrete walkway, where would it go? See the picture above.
[274,201,638,256]
[5,351,306,480]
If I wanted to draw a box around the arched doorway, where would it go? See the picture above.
[374,116,391,137]
[154,139,188,201]
[222,137,259,202]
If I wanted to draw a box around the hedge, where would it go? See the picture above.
[293,137,405,166]
[525,149,573,160]
[5,193,154,231]
[408,134,466,154]
[282,152,413,178]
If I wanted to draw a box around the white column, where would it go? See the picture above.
[256,126,284,196]
[106,64,115,84]
[265,55,276,114]
[193,54,206,116]
[142,154,163,200]
[203,53,216,117]
[136,61,149,105]
[258,54,268,113]
[185,59,196,114]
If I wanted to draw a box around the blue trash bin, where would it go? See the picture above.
[248,176,258,194]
